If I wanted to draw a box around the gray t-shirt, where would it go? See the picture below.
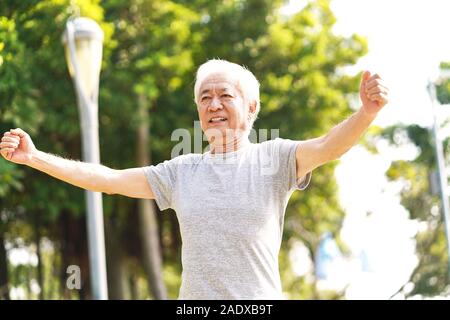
[143,137,311,299]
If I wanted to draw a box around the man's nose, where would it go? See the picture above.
[208,97,223,111]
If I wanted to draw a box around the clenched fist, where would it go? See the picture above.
[360,71,389,115]
[0,128,37,165]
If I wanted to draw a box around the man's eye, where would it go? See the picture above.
[221,94,232,98]
[201,96,211,102]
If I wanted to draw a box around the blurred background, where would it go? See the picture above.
[1,0,450,300]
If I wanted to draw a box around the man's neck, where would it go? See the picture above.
[208,136,251,154]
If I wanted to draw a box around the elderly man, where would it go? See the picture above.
[0,59,389,299]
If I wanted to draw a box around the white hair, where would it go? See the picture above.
[194,59,261,127]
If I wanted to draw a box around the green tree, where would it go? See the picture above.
[0,0,112,299]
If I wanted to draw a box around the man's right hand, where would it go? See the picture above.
[0,128,37,165]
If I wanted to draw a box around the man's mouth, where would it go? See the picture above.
[208,117,228,123]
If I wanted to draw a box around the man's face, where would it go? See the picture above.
[196,72,251,143]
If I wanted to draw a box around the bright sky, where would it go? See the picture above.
[331,0,450,128]
[285,0,450,299]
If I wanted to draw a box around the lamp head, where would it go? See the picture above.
[62,17,104,100]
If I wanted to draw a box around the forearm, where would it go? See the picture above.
[322,107,377,160]
[27,150,114,194]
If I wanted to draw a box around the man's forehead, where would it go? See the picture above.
[199,73,239,93]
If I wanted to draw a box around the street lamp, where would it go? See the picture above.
[62,17,108,300]
[427,69,450,280]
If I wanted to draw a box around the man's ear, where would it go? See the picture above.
[248,100,257,115]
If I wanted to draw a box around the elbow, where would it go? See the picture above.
[326,152,340,163]
[89,185,114,195]
[317,137,336,163]
[101,169,119,195]
[99,181,115,195]
[329,146,353,162]
[328,148,343,161]
[320,138,350,163]
[324,144,350,162]
[103,189,115,196]
[85,176,114,195]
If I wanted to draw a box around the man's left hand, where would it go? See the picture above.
[360,71,389,115]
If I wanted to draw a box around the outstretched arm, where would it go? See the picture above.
[295,71,389,178]
[0,128,155,199]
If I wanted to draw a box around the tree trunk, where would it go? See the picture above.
[105,202,129,300]
[0,232,10,300]
[34,212,44,299]
[136,94,167,299]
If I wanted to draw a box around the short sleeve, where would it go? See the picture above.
[269,138,312,192]
[142,159,178,211]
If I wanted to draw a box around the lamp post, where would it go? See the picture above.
[62,17,108,300]
[427,71,450,279]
